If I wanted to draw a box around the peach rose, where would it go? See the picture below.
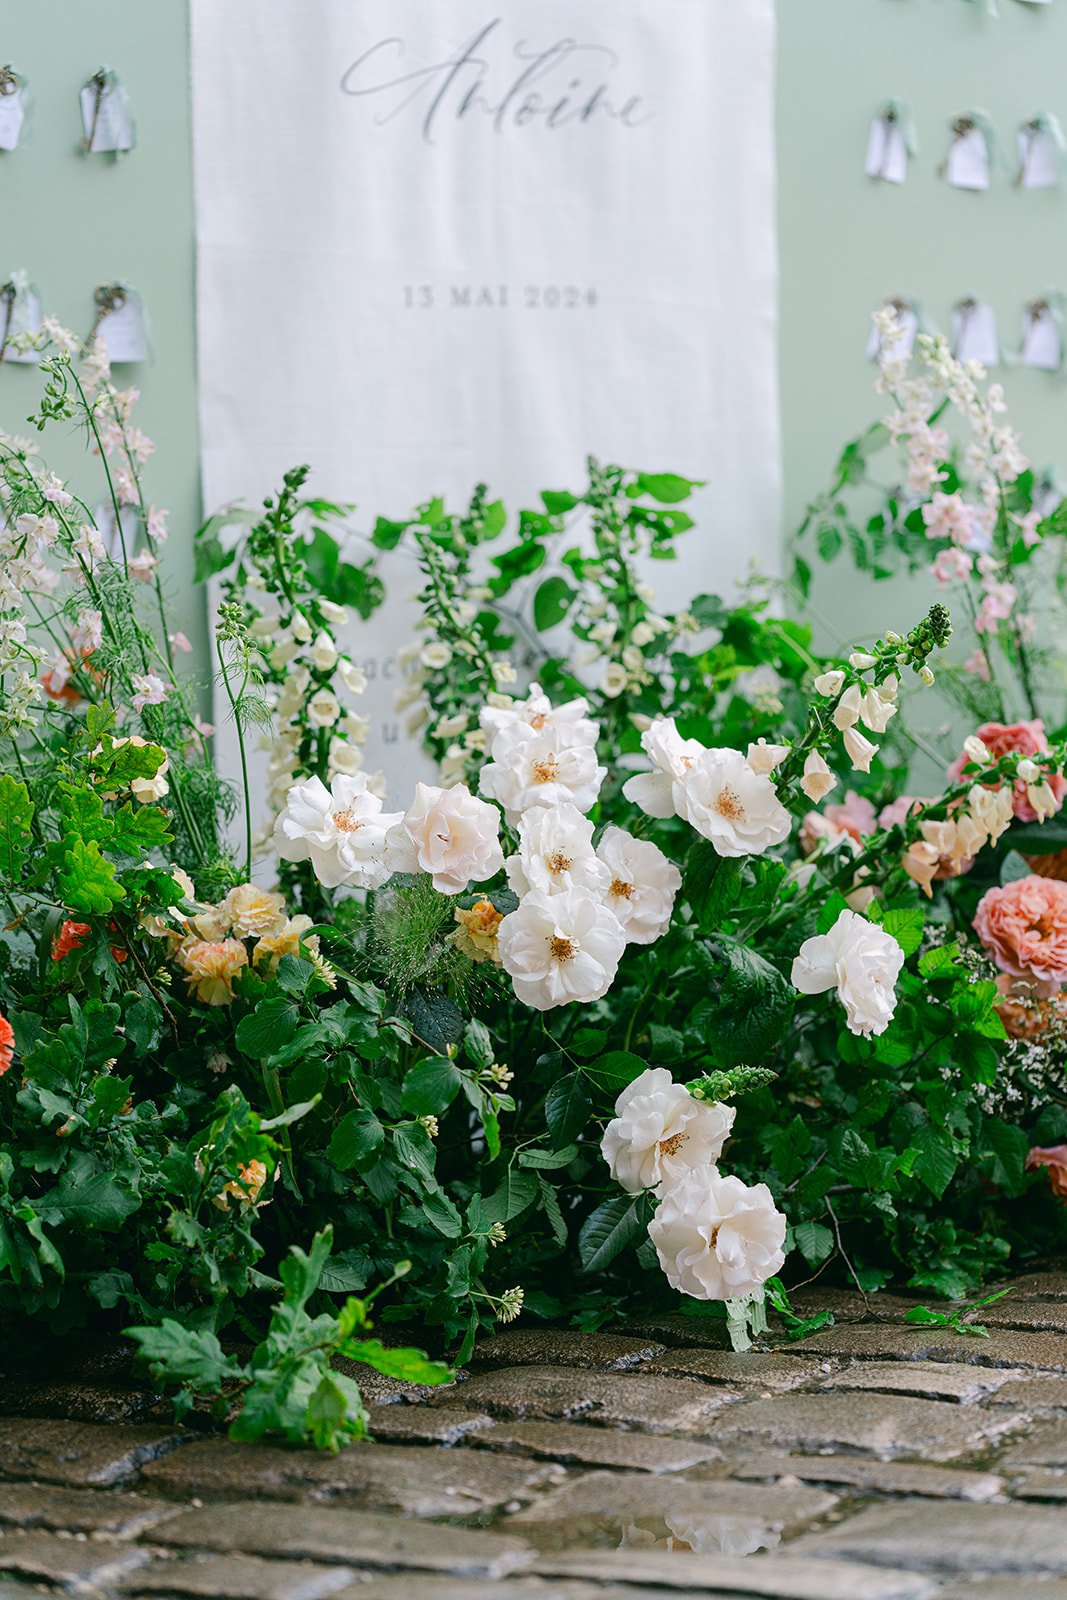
[948,719,1067,824]
[995,975,1067,1043]
[0,1012,13,1079]
[973,875,1067,994]
[1027,1145,1067,1201]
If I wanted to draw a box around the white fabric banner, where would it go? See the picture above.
[190,0,779,797]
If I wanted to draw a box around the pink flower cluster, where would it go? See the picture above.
[974,875,1067,995]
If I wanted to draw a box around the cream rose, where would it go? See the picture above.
[601,1068,736,1194]
[791,908,904,1037]
[648,1166,786,1301]
[385,781,504,895]
[675,749,792,858]
[497,886,626,1011]
[596,827,681,945]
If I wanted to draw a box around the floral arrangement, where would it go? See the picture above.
[0,318,1065,1449]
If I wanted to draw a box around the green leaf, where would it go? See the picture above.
[542,489,579,515]
[538,1175,568,1247]
[545,1072,592,1147]
[918,942,959,978]
[636,471,702,504]
[793,1220,834,1267]
[0,776,33,882]
[306,1371,358,1452]
[713,946,794,1067]
[881,907,924,958]
[392,1124,437,1186]
[36,1157,139,1231]
[911,1124,958,1199]
[533,575,576,630]
[518,1144,578,1170]
[126,1319,242,1393]
[234,997,302,1059]
[328,1108,385,1170]
[56,837,125,914]
[371,516,410,550]
[343,1338,451,1386]
[401,1056,463,1117]
[578,1194,645,1272]
[685,846,741,930]
[817,892,852,935]
[582,1051,648,1094]
[419,1188,464,1238]
[482,1168,539,1225]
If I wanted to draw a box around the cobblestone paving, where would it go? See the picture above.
[2,1272,1067,1599]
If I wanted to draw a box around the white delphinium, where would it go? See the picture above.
[647,1167,786,1301]
[596,826,681,945]
[621,717,706,820]
[497,886,626,1011]
[791,908,904,1038]
[480,681,599,747]
[273,773,402,890]
[676,749,791,858]
[601,1068,735,1194]
[479,723,607,824]
[384,781,504,895]
[505,802,610,899]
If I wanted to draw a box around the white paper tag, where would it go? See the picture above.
[1018,126,1059,188]
[945,127,990,191]
[866,302,918,361]
[952,301,999,365]
[95,289,147,363]
[80,79,134,153]
[1,282,42,363]
[865,116,908,184]
[0,84,25,152]
[1020,305,1062,370]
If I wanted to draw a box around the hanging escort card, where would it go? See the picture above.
[80,67,134,154]
[1018,298,1063,370]
[189,0,781,798]
[90,284,148,364]
[0,65,26,152]
[942,115,993,190]
[1017,115,1063,188]
[0,273,42,363]
[864,101,913,185]
[952,298,1000,366]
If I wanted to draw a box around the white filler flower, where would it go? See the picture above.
[497,886,626,1010]
[622,717,706,820]
[791,907,904,1037]
[601,1067,736,1193]
[479,723,606,823]
[676,748,791,858]
[596,827,681,945]
[384,781,504,895]
[648,1166,786,1300]
[273,773,402,890]
[505,802,609,899]
[480,681,599,747]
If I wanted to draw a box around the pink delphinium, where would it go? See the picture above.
[948,720,1066,824]
[973,876,1067,994]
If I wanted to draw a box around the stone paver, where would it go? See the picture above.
[790,1322,1067,1370]
[0,1529,148,1588]
[794,1500,1067,1574]
[154,1502,535,1579]
[0,1378,167,1426]
[433,1364,738,1430]
[0,1418,186,1486]
[938,1584,1067,1600]
[987,1375,1067,1408]
[726,1453,1005,1502]
[509,1469,837,1536]
[473,1329,666,1370]
[329,1358,458,1405]
[1011,1470,1067,1502]
[705,1391,1022,1460]
[469,1418,722,1472]
[142,1437,561,1516]
[123,1552,356,1598]
[999,1419,1067,1467]
[533,1550,940,1598]
[0,1482,180,1536]
[820,1359,1026,1403]
[646,1348,834,1390]
[364,1405,496,1445]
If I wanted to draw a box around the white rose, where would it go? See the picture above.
[675,749,792,858]
[480,682,599,747]
[505,802,609,899]
[479,724,606,824]
[621,717,705,820]
[746,739,790,776]
[648,1166,786,1301]
[601,1067,735,1193]
[597,826,681,945]
[310,630,337,671]
[800,750,837,803]
[273,773,402,890]
[813,669,845,698]
[843,726,877,772]
[307,688,341,727]
[791,907,904,1038]
[338,658,367,694]
[497,886,626,1011]
[385,781,504,894]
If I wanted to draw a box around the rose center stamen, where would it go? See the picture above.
[546,851,573,874]
[610,878,635,900]
[333,808,364,832]
[549,934,577,962]
[532,757,559,783]
[658,1132,687,1157]
[715,785,746,822]
[529,712,547,730]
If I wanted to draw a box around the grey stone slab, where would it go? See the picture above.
[0,1417,187,1486]
[706,1392,1021,1460]
[468,1419,722,1473]
[820,1360,1026,1403]
[152,1502,535,1580]
[1000,1421,1067,1468]
[990,1271,1067,1301]
[1011,1470,1067,1502]
[938,1583,1067,1600]
[610,1314,733,1349]
[0,1482,181,1536]
[533,1550,939,1598]
[646,1348,833,1391]
[433,1365,739,1431]
[0,1378,168,1426]
[333,1583,691,1600]
[365,1405,495,1445]
[0,1528,149,1587]
[785,1289,926,1325]
[790,1322,1067,1371]
[726,1453,1004,1502]
[976,1301,1067,1335]
[987,1375,1067,1408]
[509,1469,836,1536]
[122,1552,356,1599]
[796,1500,1067,1574]
[142,1438,560,1516]
[472,1329,665,1371]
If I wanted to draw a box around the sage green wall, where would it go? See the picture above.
[4,0,1066,674]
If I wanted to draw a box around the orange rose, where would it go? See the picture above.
[1027,1145,1067,1201]
[0,1013,14,1079]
